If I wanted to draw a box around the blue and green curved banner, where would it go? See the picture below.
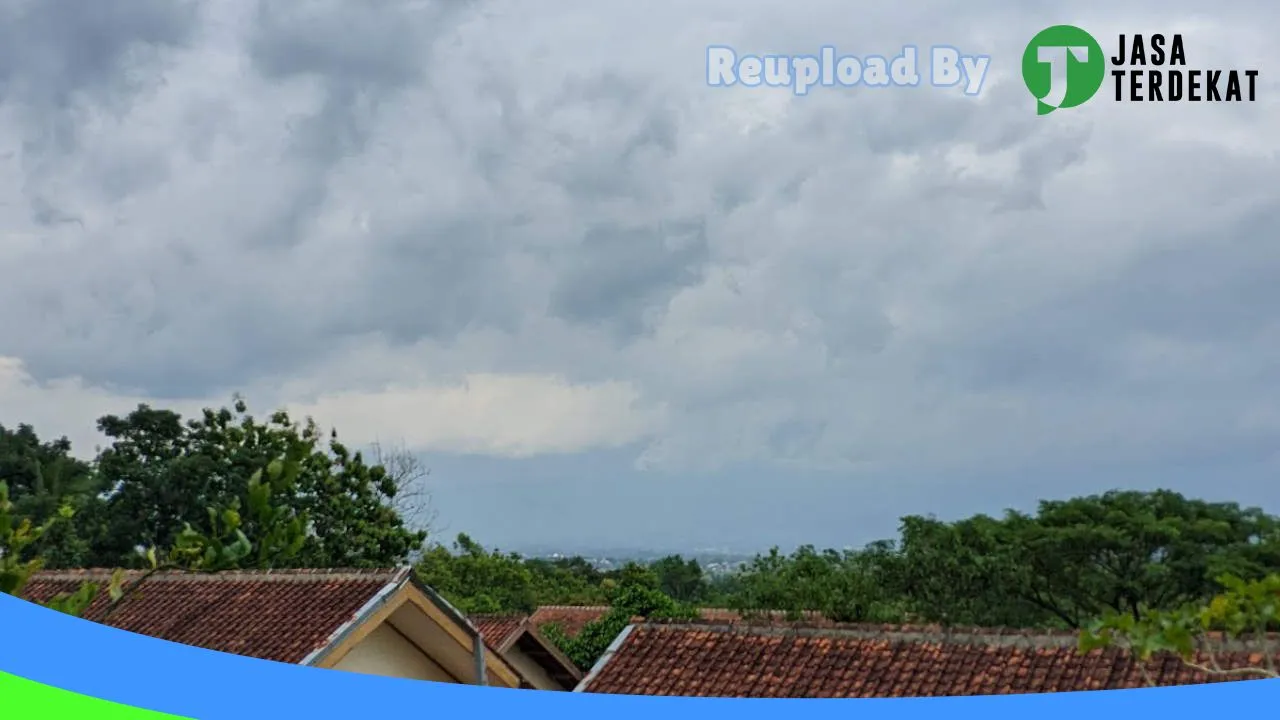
[2,591,1278,719]
[0,671,190,719]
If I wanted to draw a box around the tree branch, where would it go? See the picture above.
[1018,589,1080,628]
[1180,661,1278,679]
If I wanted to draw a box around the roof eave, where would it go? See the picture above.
[520,622,584,683]
[406,572,482,641]
[298,567,413,667]
[572,623,636,693]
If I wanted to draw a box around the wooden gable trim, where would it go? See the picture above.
[314,584,414,669]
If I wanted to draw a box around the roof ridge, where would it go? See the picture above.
[645,617,1075,632]
[635,621,1280,648]
[31,567,406,582]
[30,568,144,575]
[702,607,825,615]
[532,604,824,616]
[648,615,1077,633]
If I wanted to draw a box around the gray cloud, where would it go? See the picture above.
[2,0,1279,504]
[0,0,198,230]
[0,0,197,110]
[550,220,710,336]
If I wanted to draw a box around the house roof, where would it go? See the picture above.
[24,567,535,689]
[530,605,611,637]
[470,613,584,690]
[699,608,831,625]
[471,614,528,650]
[23,568,408,665]
[576,622,1274,698]
[530,605,831,638]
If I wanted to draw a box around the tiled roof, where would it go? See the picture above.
[470,614,528,651]
[530,605,831,638]
[578,622,1276,698]
[22,568,406,665]
[530,605,612,637]
[469,612,585,689]
[700,608,831,625]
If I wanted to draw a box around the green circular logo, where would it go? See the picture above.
[1022,25,1106,115]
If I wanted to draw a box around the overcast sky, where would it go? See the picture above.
[2,1,1278,553]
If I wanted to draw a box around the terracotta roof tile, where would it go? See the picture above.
[530,606,831,638]
[581,623,1276,698]
[470,614,528,650]
[469,613,585,689]
[22,568,405,665]
[530,606,611,637]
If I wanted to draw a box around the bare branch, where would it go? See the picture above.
[1257,624,1276,676]
[1180,661,1278,679]
[1116,637,1156,688]
[1183,631,1278,679]
[1136,657,1156,688]
[369,440,437,535]
[1203,633,1225,674]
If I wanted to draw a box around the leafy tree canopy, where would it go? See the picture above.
[86,398,425,569]
[542,564,699,670]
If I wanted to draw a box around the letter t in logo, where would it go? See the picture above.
[1036,46,1089,109]
[1021,25,1106,115]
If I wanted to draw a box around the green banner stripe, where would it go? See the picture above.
[0,670,193,719]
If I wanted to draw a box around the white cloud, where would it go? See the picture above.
[0,356,659,458]
[0,357,201,455]
[286,373,661,457]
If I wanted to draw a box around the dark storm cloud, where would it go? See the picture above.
[550,220,710,336]
[0,0,198,110]
[0,0,198,230]
[247,0,430,89]
[1,0,1279,496]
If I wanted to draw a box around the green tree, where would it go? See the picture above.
[525,556,609,606]
[164,443,310,572]
[885,491,1280,628]
[1025,491,1280,621]
[883,513,1049,626]
[729,544,903,623]
[415,534,539,614]
[0,424,105,567]
[650,554,708,603]
[415,535,614,613]
[604,561,661,591]
[88,398,425,568]
[3,443,310,618]
[0,425,101,513]
[542,570,698,670]
[1080,573,1280,684]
